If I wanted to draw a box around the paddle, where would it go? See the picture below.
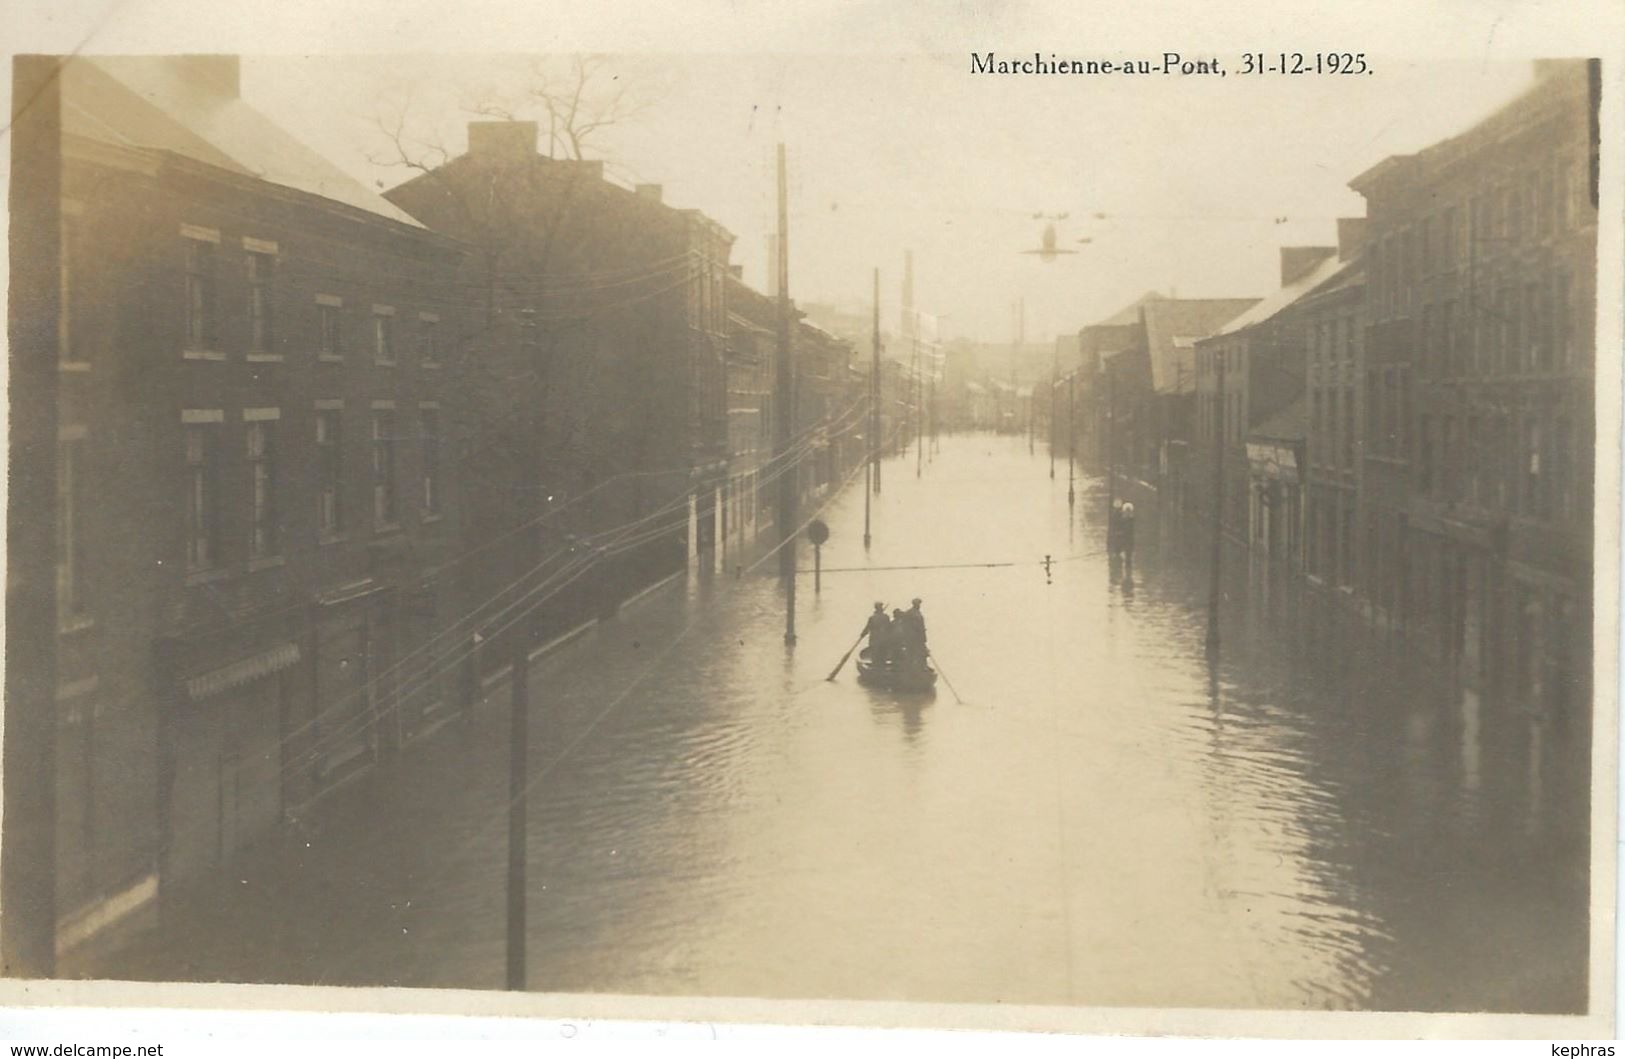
[927,649,965,704]
[826,629,867,682]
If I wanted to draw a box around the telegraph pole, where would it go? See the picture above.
[775,144,797,645]
[1067,372,1076,507]
[4,55,60,978]
[914,329,923,478]
[866,269,878,547]
[1107,367,1117,513]
[1050,343,1058,479]
[505,638,529,990]
[872,269,882,498]
[1207,349,1226,654]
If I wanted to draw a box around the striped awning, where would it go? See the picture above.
[185,642,300,702]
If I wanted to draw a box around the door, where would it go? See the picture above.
[167,702,222,888]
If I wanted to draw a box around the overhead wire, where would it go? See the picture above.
[274,395,876,777]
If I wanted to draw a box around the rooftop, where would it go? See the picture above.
[64,56,423,228]
[1211,254,1346,339]
[1140,298,1260,393]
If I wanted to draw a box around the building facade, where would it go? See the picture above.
[1194,250,1340,541]
[384,122,735,643]
[1349,59,1597,747]
[1302,234,1366,593]
[54,56,469,959]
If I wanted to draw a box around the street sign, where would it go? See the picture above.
[807,519,830,546]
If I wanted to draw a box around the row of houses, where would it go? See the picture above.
[1052,58,1597,750]
[38,55,891,965]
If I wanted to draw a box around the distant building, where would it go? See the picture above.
[1194,250,1342,541]
[54,55,467,958]
[1072,292,1169,469]
[1088,295,1257,518]
[724,271,776,551]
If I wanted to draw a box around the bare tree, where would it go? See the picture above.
[465,55,649,162]
[367,57,675,651]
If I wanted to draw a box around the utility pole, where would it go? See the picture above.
[505,638,529,990]
[872,269,882,498]
[1107,367,1117,513]
[775,144,797,646]
[928,367,937,460]
[3,55,60,979]
[914,330,923,479]
[866,268,878,547]
[1050,342,1058,479]
[1067,372,1076,507]
[1207,349,1226,654]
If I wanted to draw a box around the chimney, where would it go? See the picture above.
[467,121,538,162]
[1279,246,1337,287]
[172,55,240,98]
[635,183,663,204]
[1336,218,1368,261]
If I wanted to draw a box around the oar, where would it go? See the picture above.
[826,629,867,681]
[927,649,964,704]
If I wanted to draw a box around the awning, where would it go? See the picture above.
[185,642,300,702]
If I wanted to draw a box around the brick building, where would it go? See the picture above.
[1302,226,1367,592]
[1348,60,1597,742]
[53,56,468,958]
[383,122,734,640]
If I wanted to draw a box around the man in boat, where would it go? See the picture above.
[890,607,911,666]
[862,602,895,664]
[898,598,928,667]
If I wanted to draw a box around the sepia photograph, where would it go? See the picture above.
[0,3,1620,1042]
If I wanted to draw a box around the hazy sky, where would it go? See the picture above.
[245,54,1537,343]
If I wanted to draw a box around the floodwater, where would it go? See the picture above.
[102,434,1590,1013]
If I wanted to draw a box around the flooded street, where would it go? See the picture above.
[103,434,1588,1013]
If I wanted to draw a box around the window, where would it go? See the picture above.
[419,315,439,366]
[420,407,442,516]
[246,416,278,559]
[1343,388,1355,468]
[60,213,81,365]
[372,409,398,527]
[1419,415,1435,494]
[1523,418,1542,515]
[1445,300,1460,376]
[1553,415,1573,521]
[1442,206,1458,267]
[1538,168,1554,239]
[316,408,343,536]
[1420,306,1435,374]
[1466,415,1481,505]
[57,435,86,621]
[184,420,221,569]
[374,309,396,365]
[185,238,218,351]
[247,251,275,353]
[1506,182,1523,243]
[1554,271,1573,367]
[1555,163,1570,231]
[319,300,343,357]
[1366,369,1380,451]
[1495,288,1512,374]
[1443,416,1459,501]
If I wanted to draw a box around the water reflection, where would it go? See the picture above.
[97,434,1587,1015]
